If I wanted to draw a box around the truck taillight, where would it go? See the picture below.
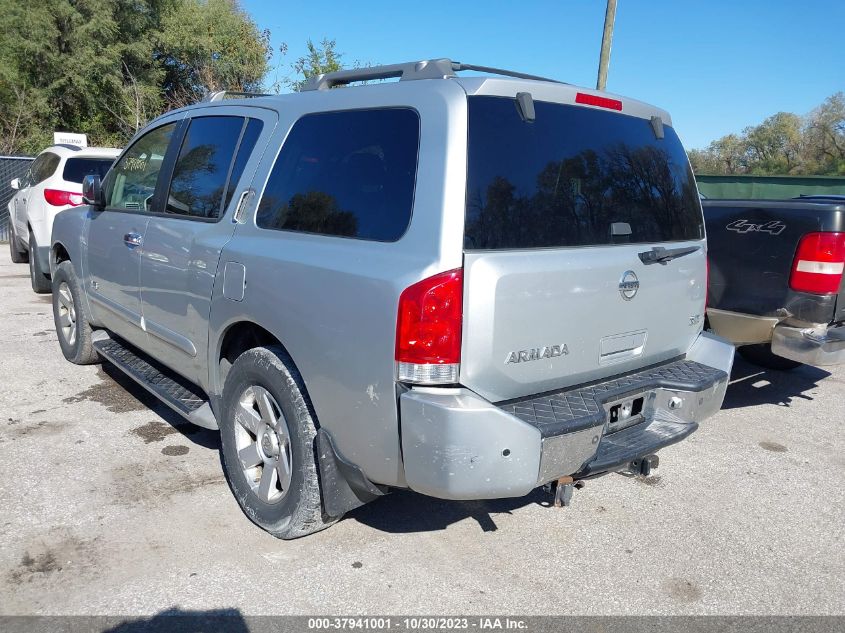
[44,189,83,207]
[789,232,845,294]
[395,268,463,385]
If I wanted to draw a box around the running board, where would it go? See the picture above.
[93,338,218,430]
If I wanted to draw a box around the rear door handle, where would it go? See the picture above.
[123,232,143,249]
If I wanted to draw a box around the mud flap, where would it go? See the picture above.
[316,429,387,518]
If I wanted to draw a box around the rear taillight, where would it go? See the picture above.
[44,189,83,207]
[789,232,845,294]
[395,268,463,385]
[705,257,710,311]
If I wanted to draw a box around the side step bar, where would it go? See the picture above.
[93,337,218,430]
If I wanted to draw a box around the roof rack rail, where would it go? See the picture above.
[451,62,564,85]
[50,143,83,152]
[302,58,563,91]
[204,90,273,102]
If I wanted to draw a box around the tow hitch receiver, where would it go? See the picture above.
[544,454,660,507]
[628,454,660,477]
[545,476,586,507]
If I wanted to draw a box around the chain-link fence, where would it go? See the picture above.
[0,156,34,242]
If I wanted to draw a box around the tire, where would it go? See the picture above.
[219,345,336,539]
[738,343,802,371]
[28,233,51,294]
[8,230,27,263]
[51,261,100,365]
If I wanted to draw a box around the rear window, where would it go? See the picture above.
[465,96,703,250]
[256,108,419,242]
[62,157,114,184]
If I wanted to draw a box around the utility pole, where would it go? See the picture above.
[596,0,618,91]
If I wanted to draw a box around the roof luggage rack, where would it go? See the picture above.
[204,90,272,102]
[302,58,564,91]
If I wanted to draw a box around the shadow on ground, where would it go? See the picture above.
[103,608,249,633]
[348,486,552,534]
[722,355,830,410]
[1,609,250,633]
[96,363,220,450]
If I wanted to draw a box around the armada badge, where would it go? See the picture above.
[619,270,639,300]
[506,344,569,364]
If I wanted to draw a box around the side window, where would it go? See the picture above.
[256,108,420,242]
[36,153,60,183]
[105,123,176,211]
[165,116,245,219]
[223,118,263,211]
[29,153,59,185]
[24,155,46,187]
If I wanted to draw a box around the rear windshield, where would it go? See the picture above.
[63,157,114,184]
[465,96,703,250]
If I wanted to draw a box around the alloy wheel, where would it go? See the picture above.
[56,282,77,347]
[234,385,293,503]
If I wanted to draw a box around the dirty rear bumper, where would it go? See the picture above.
[399,332,734,500]
[771,322,845,366]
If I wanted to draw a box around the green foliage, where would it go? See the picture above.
[689,93,845,176]
[0,0,270,155]
[287,38,343,92]
[158,0,272,107]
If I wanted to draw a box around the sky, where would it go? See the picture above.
[240,0,844,150]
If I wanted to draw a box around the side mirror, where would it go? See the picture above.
[10,178,20,190]
[82,174,104,209]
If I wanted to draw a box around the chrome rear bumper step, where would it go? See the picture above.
[576,413,697,477]
[498,359,727,438]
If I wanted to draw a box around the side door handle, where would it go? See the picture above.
[123,232,143,249]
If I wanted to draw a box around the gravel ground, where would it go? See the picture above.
[0,248,842,617]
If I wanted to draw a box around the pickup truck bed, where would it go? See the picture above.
[704,197,845,367]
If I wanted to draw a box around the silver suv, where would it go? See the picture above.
[50,59,735,538]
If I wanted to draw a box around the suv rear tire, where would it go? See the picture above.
[738,343,802,371]
[29,233,51,294]
[52,261,100,365]
[219,345,336,539]
[8,231,28,263]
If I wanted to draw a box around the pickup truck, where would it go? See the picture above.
[704,196,845,369]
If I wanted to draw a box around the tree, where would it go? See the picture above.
[743,112,802,174]
[688,135,748,175]
[158,0,272,108]
[804,93,845,175]
[687,93,845,176]
[287,38,343,92]
[0,0,271,154]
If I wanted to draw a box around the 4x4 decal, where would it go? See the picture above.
[726,219,786,236]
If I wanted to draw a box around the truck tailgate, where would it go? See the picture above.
[704,199,845,322]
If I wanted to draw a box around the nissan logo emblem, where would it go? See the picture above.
[619,270,639,300]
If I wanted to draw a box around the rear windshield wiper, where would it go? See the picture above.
[638,245,701,265]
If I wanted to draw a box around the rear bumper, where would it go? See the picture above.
[707,308,780,345]
[400,332,734,500]
[771,322,845,366]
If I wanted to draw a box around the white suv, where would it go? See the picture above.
[7,144,120,292]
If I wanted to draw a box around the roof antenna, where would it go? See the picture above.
[516,92,535,122]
